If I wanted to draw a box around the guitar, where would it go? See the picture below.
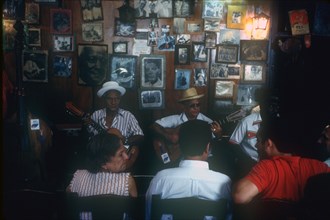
[65,102,138,170]
[153,108,248,165]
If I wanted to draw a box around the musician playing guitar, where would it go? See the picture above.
[150,88,222,165]
[84,81,144,171]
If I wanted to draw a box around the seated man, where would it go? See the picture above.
[146,120,232,220]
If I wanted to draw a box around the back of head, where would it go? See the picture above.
[179,120,212,157]
[85,133,121,173]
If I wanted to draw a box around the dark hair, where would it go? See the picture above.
[179,120,212,157]
[85,133,121,173]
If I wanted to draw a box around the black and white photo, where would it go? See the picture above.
[82,22,103,42]
[22,50,48,82]
[140,54,166,89]
[109,55,137,88]
[53,55,72,77]
[139,89,164,109]
[53,35,74,52]
[80,0,103,22]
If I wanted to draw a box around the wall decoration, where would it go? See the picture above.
[216,44,239,64]
[114,18,135,37]
[202,0,225,20]
[173,0,194,17]
[148,30,157,46]
[139,89,164,109]
[194,68,207,87]
[176,34,191,44]
[3,19,17,51]
[53,35,74,52]
[236,84,262,106]
[192,42,208,62]
[77,44,108,86]
[227,5,247,29]
[210,63,240,79]
[157,25,175,51]
[185,20,203,34]
[155,0,173,18]
[204,19,221,32]
[82,22,103,42]
[50,8,72,35]
[215,80,235,99]
[27,28,41,47]
[174,69,191,90]
[175,45,191,65]
[218,29,240,44]
[134,0,148,18]
[25,2,39,24]
[22,50,48,83]
[80,0,103,22]
[204,31,217,48]
[53,55,72,77]
[112,42,128,54]
[313,3,330,36]
[140,54,166,89]
[241,62,266,84]
[109,55,137,89]
[173,18,185,34]
[288,9,310,36]
[35,0,57,4]
[240,40,268,61]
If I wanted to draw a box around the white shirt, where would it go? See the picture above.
[155,112,213,128]
[145,160,232,220]
[229,112,261,161]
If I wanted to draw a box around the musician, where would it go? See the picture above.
[86,81,144,171]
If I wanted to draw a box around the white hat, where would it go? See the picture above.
[97,81,126,97]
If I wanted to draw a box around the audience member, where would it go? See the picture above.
[146,120,232,220]
[317,124,330,166]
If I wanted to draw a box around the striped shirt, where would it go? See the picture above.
[88,108,144,138]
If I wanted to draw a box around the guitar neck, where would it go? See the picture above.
[83,115,106,134]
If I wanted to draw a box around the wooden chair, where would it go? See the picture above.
[64,192,143,220]
[150,195,228,220]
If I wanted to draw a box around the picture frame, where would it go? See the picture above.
[82,22,103,42]
[241,62,266,84]
[173,0,195,18]
[140,54,166,89]
[174,68,191,90]
[112,42,128,54]
[218,29,240,44]
[173,18,185,34]
[157,25,175,51]
[240,40,268,61]
[192,42,208,62]
[210,63,240,79]
[184,20,203,34]
[3,19,17,51]
[109,55,137,89]
[80,0,103,22]
[176,34,191,44]
[215,80,236,99]
[27,28,41,47]
[77,44,108,86]
[22,50,48,83]
[194,68,207,87]
[236,84,262,106]
[227,5,247,30]
[148,30,157,46]
[53,35,74,52]
[114,18,135,37]
[202,0,225,19]
[216,44,239,64]
[175,45,191,65]
[25,2,39,24]
[139,89,165,109]
[204,19,221,32]
[34,0,58,4]
[53,55,72,77]
[205,31,217,48]
[50,8,72,35]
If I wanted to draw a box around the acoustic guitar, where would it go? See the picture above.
[153,108,248,165]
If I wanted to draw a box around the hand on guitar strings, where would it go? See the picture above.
[210,121,222,139]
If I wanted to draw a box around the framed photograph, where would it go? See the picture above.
[80,0,103,22]
[218,29,240,44]
[175,45,191,65]
[27,28,41,47]
[236,84,262,106]
[114,18,135,37]
[113,42,128,54]
[216,44,239,64]
[176,34,191,44]
[77,44,108,86]
[50,8,72,35]
[215,80,236,99]
[202,0,225,19]
[227,5,247,29]
[192,42,208,62]
[185,20,203,34]
[210,63,240,79]
[148,30,157,46]
[22,50,48,83]
[241,62,266,84]
[134,0,148,18]
[157,25,175,51]
[35,0,58,4]
[173,0,194,17]
[204,19,221,32]
[156,0,173,18]
[139,89,165,109]
[82,22,103,42]
[194,68,207,87]
[53,55,72,77]
[25,2,39,24]
[173,18,185,34]
[205,32,217,48]
[140,54,166,89]
[53,35,74,52]
[109,55,137,89]
[174,68,191,90]
[240,40,268,61]
[3,19,17,51]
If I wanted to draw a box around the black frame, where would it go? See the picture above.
[240,40,269,61]
[175,45,191,65]
[216,44,239,64]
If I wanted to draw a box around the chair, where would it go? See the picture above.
[64,192,143,220]
[150,195,228,220]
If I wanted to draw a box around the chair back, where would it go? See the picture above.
[151,195,227,220]
[65,192,142,220]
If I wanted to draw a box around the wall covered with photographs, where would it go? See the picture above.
[3,0,274,128]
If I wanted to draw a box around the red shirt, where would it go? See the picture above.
[246,156,330,201]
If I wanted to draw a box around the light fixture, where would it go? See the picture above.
[253,12,270,30]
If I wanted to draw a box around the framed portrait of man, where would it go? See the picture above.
[140,54,166,89]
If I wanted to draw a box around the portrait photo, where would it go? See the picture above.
[53,55,72,77]
[114,18,135,37]
[227,5,247,29]
[50,8,72,34]
[241,62,266,83]
[174,68,190,90]
[175,45,191,65]
[139,89,164,109]
[140,54,166,89]
[80,0,103,22]
[173,0,194,17]
[77,44,108,86]
[109,55,137,89]
[53,35,74,52]
[194,68,207,87]
[22,50,48,83]
[192,42,208,62]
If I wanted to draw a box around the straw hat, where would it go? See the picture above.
[178,88,204,103]
[97,81,126,97]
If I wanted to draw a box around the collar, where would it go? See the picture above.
[179,160,209,170]
[180,112,203,122]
